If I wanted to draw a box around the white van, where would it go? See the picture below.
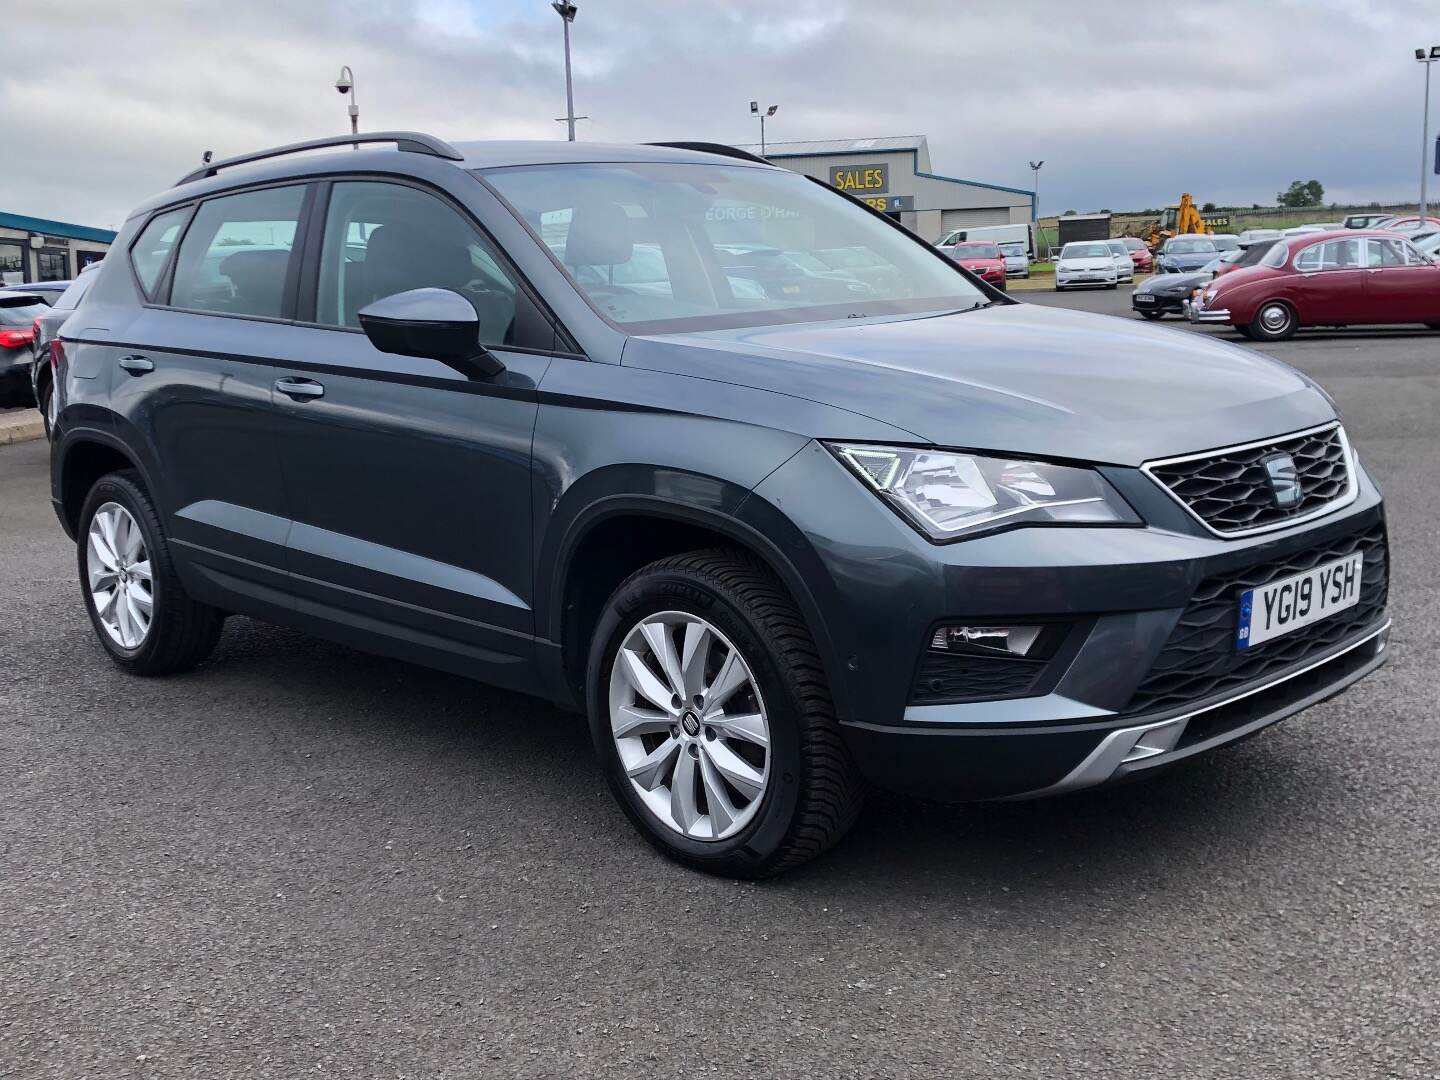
[937,223,1034,257]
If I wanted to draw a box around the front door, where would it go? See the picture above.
[269,179,557,690]
[1362,236,1440,323]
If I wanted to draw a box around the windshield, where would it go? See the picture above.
[953,243,1001,258]
[483,162,985,332]
[1122,238,1146,250]
[1165,239,1218,254]
[999,243,1026,256]
[1211,236,1240,251]
[1061,243,1111,258]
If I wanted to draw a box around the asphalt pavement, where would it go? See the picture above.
[2,288,1438,1078]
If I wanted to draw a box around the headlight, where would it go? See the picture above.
[828,444,1140,540]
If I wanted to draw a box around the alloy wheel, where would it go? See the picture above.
[86,502,153,649]
[608,610,771,841]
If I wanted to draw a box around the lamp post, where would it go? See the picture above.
[1029,160,1045,257]
[335,66,358,146]
[553,2,580,141]
[1416,47,1440,220]
[750,101,778,157]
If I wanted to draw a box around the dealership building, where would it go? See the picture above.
[0,211,116,286]
[735,135,1034,243]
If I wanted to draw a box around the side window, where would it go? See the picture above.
[1294,243,1322,272]
[1366,237,1410,268]
[170,185,304,318]
[315,181,522,348]
[128,207,189,299]
[1317,239,1359,270]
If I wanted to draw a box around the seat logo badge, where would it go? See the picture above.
[680,710,702,737]
[1264,453,1301,508]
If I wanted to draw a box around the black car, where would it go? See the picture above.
[1155,235,1223,274]
[0,294,48,405]
[1131,242,1275,319]
[49,132,1389,877]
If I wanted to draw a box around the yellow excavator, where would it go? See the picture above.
[1143,193,1212,249]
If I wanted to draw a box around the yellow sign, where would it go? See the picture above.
[828,164,890,194]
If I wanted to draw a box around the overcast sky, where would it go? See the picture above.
[3,0,1436,229]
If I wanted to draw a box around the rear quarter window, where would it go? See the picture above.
[129,207,190,299]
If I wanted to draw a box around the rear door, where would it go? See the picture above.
[267,178,557,689]
[1362,236,1440,323]
[1290,238,1365,323]
[105,185,308,610]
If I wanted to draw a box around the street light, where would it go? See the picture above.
[335,65,358,146]
[1029,160,1045,257]
[1415,47,1440,220]
[750,101,778,157]
[553,2,583,141]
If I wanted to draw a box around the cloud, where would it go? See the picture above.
[0,0,1434,227]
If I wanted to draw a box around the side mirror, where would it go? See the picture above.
[357,288,505,379]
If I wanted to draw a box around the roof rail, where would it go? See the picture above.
[646,141,773,166]
[175,131,464,187]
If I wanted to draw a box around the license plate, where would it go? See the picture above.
[1135,294,1156,304]
[1236,553,1363,650]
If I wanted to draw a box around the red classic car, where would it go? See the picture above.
[947,241,1008,291]
[1188,229,1440,340]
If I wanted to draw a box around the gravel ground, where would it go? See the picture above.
[2,290,1437,1078]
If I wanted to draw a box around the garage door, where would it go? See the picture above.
[940,208,1010,232]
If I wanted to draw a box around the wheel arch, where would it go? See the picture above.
[54,427,159,538]
[548,496,852,725]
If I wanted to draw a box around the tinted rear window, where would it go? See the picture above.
[0,302,46,326]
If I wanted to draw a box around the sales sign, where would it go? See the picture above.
[829,164,889,195]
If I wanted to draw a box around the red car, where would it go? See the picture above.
[948,241,1008,291]
[1189,229,1440,340]
[1120,236,1153,273]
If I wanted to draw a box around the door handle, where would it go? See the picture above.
[1365,268,1384,274]
[118,354,154,375]
[274,377,325,401]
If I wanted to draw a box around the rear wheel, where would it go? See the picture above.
[587,550,863,878]
[78,471,224,675]
[38,377,56,439]
[1249,300,1297,341]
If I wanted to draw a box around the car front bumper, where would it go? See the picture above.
[1133,293,1188,314]
[1184,299,1233,323]
[746,442,1390,801]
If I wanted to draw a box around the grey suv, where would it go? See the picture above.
[50,133,1390,877]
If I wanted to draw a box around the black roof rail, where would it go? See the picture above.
[175,131,464,187]
[646,141,773,166]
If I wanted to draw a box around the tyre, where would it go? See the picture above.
[1234,324,1256,339]
[1249,300,1297,341]
[586,549,863,878]
[78,470,224,675]
[996,280,1008,293]
[38,376,55,440]
[1139,310,1163,320]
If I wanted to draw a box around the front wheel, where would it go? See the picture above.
[38,377,56,439]
[1249,300,1297,341]
[587,550,863,878]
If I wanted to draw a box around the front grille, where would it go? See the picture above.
[1147,425,1351,534]
[909,652,1045,705]
[1128,523,1387,715]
